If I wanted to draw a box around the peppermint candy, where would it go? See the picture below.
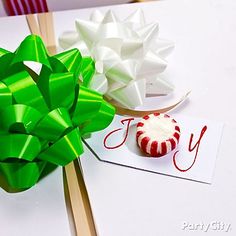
[136,113,180,157]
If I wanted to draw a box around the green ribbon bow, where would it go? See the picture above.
[0,35,115,190]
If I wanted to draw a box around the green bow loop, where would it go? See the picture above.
[71,85,115,134]
[0,35,115,190]
[0,104,42,133]
[33,107,73,142]
[0,161,47,190]
[0,49,14,77]
[81,101,115,135]
[12,35,51,70]
[79,57,95,87]
[0,134,41,162]
[38,128,83,166]
[3,71,49,113]
[52,49,82,78]
[0,82,12,106]
[0,48,9,57]
[37,72,75,110]
[72,86,104,125]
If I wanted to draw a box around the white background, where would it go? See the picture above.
[0,0,236,235]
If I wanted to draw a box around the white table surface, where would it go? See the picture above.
[55,0,236,235]
[0,0,236,235]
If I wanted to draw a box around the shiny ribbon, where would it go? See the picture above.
[0,35,115,190]
[59,9,175,109]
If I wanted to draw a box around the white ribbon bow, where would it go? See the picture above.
[59,9,175,109]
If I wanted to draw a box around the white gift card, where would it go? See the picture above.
[85,114,224,184]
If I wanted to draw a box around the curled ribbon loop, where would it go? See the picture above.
[0,35,115,190]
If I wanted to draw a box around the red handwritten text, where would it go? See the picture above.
[173,126,208,172]
[103,118,134,149]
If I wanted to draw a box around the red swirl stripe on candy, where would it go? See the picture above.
[136,113,181,157]
[5,0,48,16]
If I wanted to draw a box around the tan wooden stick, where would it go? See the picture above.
[26,14,41,36]
[38,13,57,55]
[26,13,97,236]
[65,161,97,236]
[45,13,57,54]
[37,13,48,45]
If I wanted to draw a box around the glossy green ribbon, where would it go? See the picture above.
[0,35,115,190]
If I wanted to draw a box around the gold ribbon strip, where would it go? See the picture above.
[114,91,191,117]
[26,13,97,236]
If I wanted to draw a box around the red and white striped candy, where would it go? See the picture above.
[136,113,180,157]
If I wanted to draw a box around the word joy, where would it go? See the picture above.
[103,117,207,172]
[182,221,231,233]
